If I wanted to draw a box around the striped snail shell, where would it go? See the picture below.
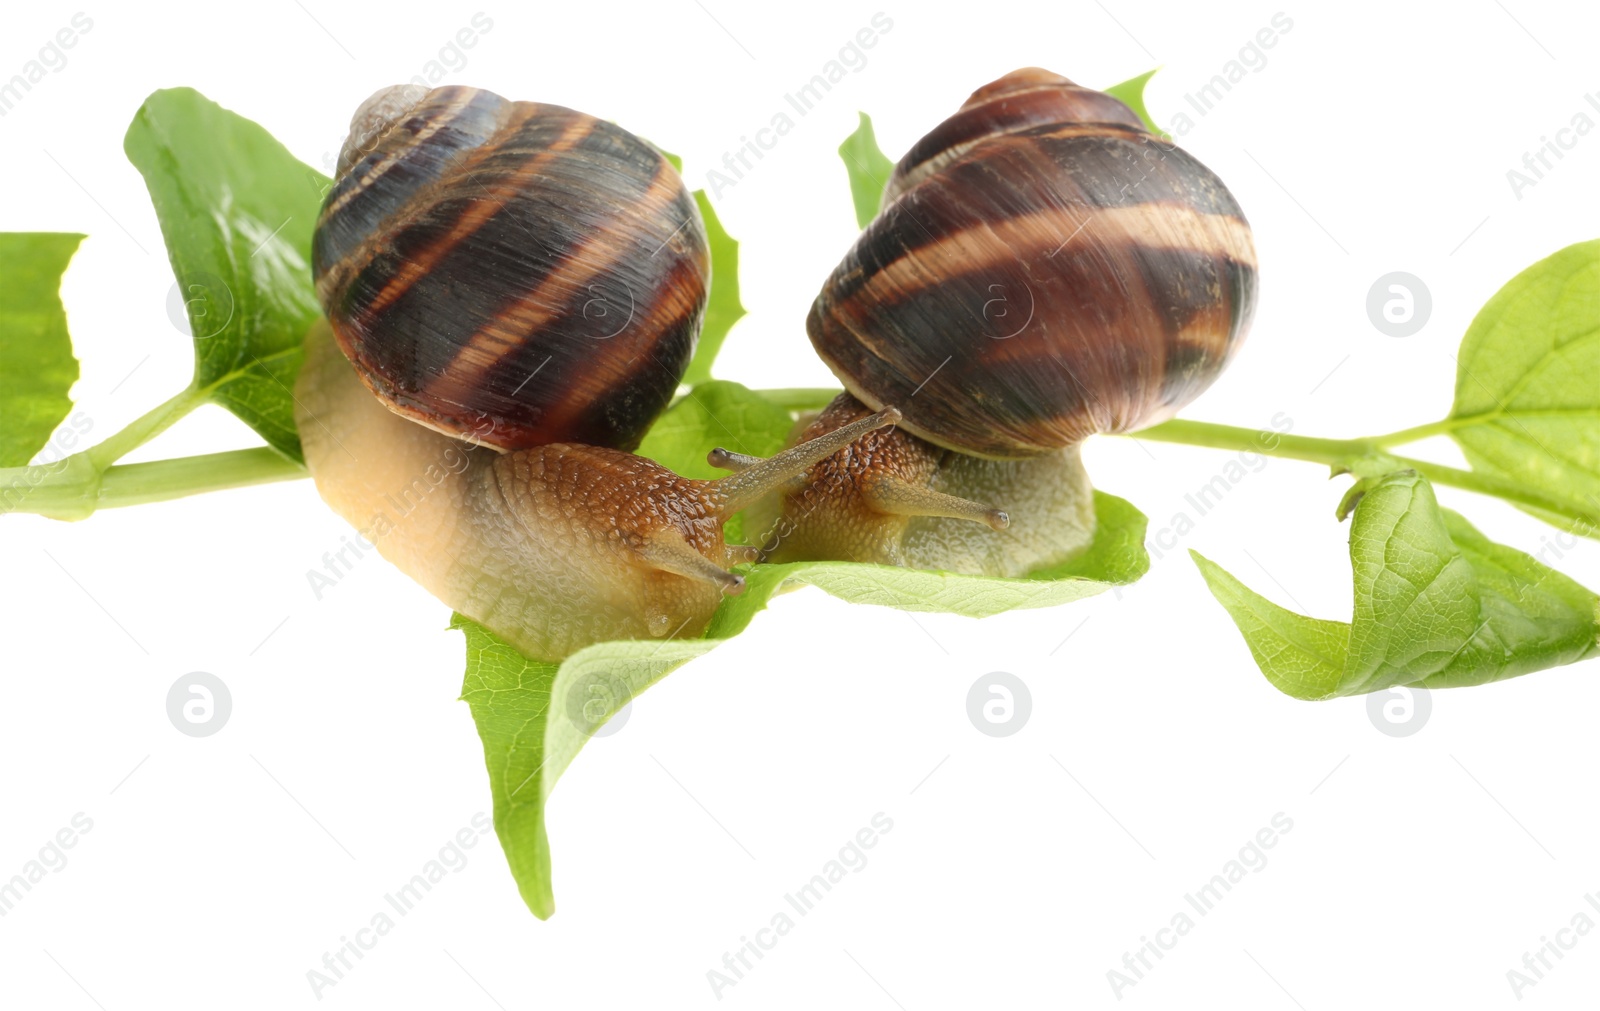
[807,67,1258,459]
[745,68,1257,576]
[313,84,709,452]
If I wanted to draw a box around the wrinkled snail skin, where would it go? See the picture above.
[297,320,900,660]
[748,393,1094,577]
[746,394,952,568]
[295,319,666,662]
[300,85,902,661]
[751,68,1256,577]
[295,321,725,660]
[900,443,1095,576]
[313,83,709,453]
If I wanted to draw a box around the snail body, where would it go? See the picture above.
[746,394,1094,576]
[296,322,892,659]
[899,444,1095,575]
[749,68,1256,575]
[298,85,897,661]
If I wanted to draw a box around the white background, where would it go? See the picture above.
[3,1,1600,1007]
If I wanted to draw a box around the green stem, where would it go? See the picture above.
[3,448,306,519]
[1130,418,1600,530]
[86,384,210,469]
[0,382,304,520]
[96,449,306,508]
[1132,418,1372,466]
[1368,418,1463,447]
[1392,457,1600,530]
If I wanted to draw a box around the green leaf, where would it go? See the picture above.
[1445,239,1600,530]
[653,146,745,385]
[1104,68,1168,138]
[1190,555,1355,701]
[454,613,560,919]
[1194,471,1600,700]
[0,233,83,467]
[711,495,1145,627]
[1029,491,1150,585]
[459,483,1147,918]
[838,112,896,227]
[124,88,329,462]
[456,611,720,920]
[683,192,746,385]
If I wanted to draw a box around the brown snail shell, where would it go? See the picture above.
[807,68,1257,459]
[750,68,1257,576]
[313,84,709,452]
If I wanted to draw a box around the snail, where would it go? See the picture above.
[295,84,898,661]
[741,68,1258,576]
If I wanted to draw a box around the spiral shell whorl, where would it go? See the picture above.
[885,68,1146,204]
[313,85,709,453]
[810,68,1257,459]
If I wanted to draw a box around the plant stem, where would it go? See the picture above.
[96,449,306,508]
[0,381,305,520]
[86,384,210,469]
[2,447,306,519]
[1368,418,1463,447]
[1129,418,1600,530]
[1131,418,1372,465]
[1386,457,1600,530]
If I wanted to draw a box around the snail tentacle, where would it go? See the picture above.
[708,408,901,515]
[632,527,747,597]
[859,472,1010,531]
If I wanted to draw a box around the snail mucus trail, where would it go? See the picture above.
[295,84,900,662]
[738,68,1258,577]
